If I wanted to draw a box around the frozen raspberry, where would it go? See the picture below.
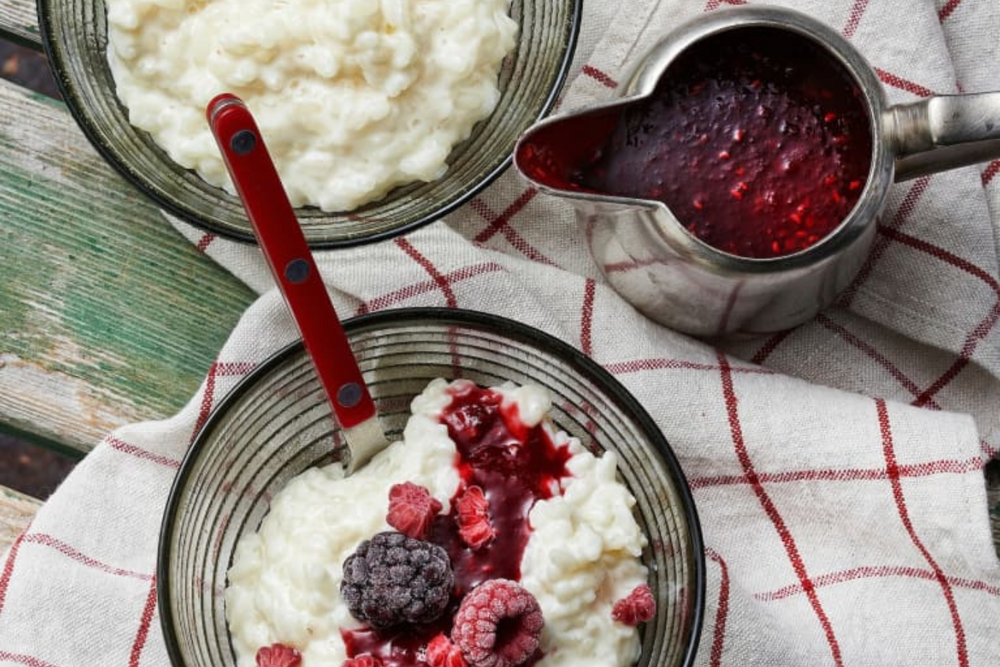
[255,643,301,667]
[341,531,454,629]
[342,655,383,667]
[426,633,467,667]
[611,583,656,626]
[452,579,544,667]
[387,482,443,539]
[456,485,495,549]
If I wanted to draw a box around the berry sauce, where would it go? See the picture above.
[522,27,872,259]
[342,383,572,666]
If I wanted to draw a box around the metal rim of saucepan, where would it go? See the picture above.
[156,306,706,667]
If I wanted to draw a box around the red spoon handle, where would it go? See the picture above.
[207,93,375,429]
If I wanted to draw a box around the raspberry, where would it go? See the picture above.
[442,395,500,442]
[341,531,454,629]
[611,583,656,626]
[456,486,495,550]
[255,643,301,667]
[342,655,383,667]
[452,579,544,667]
[387,482,443,539]
[426,633,467,667]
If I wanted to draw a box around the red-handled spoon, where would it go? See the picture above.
[207,93,389,472]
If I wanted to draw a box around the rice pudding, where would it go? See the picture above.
[225,379,655,667]
[105,0,518,211]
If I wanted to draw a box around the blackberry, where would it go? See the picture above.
[341,531,454,629]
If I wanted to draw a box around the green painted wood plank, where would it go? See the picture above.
[0,76,256,454]
[0,0,40,49]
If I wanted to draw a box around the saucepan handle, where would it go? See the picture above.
[888,92,1000,181]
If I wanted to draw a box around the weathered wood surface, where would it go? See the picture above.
[1,0,258,457]
[0,75,256,454]
[0,0,38,49]
[0,485,41,554]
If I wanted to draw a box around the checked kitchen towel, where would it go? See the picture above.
[1,1,998,666]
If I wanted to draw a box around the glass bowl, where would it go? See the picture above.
[37,0,581,248]
[157,308,704,666]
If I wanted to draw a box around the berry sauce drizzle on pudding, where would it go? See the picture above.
[341,383,572,666]
[436,382,575,589]
[564,28,871,258]
[226,379,653,667]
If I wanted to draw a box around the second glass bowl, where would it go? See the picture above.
[158,308,704,667]
[38,0,581,247]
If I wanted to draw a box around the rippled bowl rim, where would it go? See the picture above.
[157,307,705,666]
[37,0,583,248]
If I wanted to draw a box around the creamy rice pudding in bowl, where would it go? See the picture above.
[158,308,704,667]
[38,0,580,247]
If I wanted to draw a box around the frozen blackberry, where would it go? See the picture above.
[341,531,454,629]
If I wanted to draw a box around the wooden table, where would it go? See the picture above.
[0,0,996,555]
[0,0,255,545]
